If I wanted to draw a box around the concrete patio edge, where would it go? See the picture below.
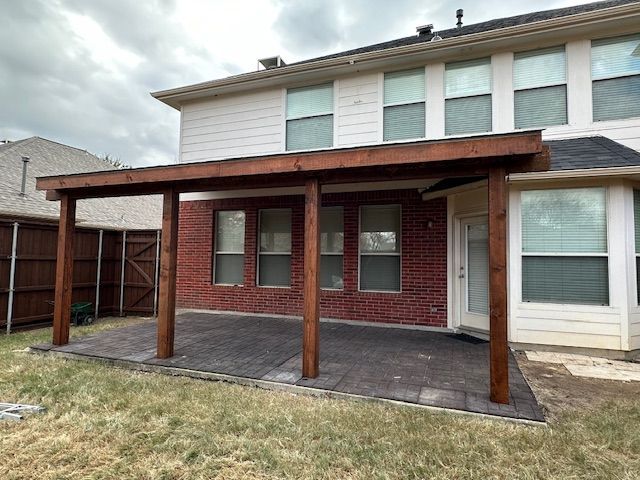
[28,346,546,427]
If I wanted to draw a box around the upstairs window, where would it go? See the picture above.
[321,207,344,289]
[445,58,492,135]
[514,46,567,129]
[258,209,292,287]
[214,211,245,285]
[383,68,426,141]
[286,83,333,151]
[521,188,609,306]
[591,33,640,122]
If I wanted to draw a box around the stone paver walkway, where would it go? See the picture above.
[32,312,544,421]
[526,351,640,382]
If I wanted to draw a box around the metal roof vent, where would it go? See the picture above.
[431,33,442,42]
[416,24,433,36]
[258,56,286,70]
[456,9,464,29]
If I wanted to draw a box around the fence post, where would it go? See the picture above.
[119,231,127,316]
[153,229,161,317]
[6,222,19,334]
[94,229,103,320]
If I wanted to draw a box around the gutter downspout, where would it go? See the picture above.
[94,229,103,320]
[119,231,127,316]
[6,222,19,334]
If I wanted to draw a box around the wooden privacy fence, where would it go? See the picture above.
[0,219,161,332]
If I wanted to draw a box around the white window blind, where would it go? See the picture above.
[258,209,292,287]
[214,211,245,285]
[467,223,489,315]
[286,83,334,151]
[383,68,426,141]
[359,205,401,291]
[445,58,492,135]
[521,188,609,305]
[321,207,344,289]
[591,34,640,122]
[513,46,567,129]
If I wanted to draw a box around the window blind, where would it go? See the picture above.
[384,68,425,104]
[321,207,343,289]
[445,95,492,136]
[360,256,401,291]
[258,209,292,287]
[513,46,566,90]
[360,205,401,291]
[383,68,426,141]
[592,75,640,122]
[591,34,640,80]
[445,58,492,97]
[214,211,245,285]
[514,85,567,129]
[467,224,489,315]
[286,83,333,151]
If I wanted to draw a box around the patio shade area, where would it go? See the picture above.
[31,312,544,422]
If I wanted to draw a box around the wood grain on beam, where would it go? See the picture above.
[302,178,321,378]
[488,166,509,404]
[52,194,76,345]
[156,188,179,359]
[37,132,543,192]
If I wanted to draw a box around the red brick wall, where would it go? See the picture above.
[177,189,447,327]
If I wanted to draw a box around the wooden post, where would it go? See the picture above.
[157,188,179,359]
[303,178,321,378]
[488,166,509,404]
[52,194,76,345]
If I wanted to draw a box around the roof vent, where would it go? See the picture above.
[416,24,433,36]
[431,33,442,42]
[456,9,463,29]
[258,56,286,70]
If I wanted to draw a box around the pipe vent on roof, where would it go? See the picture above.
[258,56,286,70]
[20,156,29,196]
[456,9,463,29]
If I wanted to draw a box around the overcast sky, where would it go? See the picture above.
[1,0,602,167]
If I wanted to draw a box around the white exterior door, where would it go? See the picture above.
[459,217,490,332]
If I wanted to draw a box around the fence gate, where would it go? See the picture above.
[119,230,160,316]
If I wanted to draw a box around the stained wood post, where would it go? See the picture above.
[303,178,321,378]
[52,194,76,345]
[488,166,509,404]
[157,188,179,359]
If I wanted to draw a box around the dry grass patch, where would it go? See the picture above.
[1,319,640,479]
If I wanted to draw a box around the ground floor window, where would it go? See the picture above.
[634,189,640,303]
[258,209,291,287]
[521,187,609,305]
[214,210,245,285]
[321,206,344,289]
[359,204,401,292]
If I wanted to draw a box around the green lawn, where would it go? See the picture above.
[1,320,639,479]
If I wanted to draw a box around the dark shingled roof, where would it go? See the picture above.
[292,0,638,66]
[546,136,640,170]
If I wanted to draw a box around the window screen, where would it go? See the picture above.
[258,209,292,287]
[383,68,426,141]
[286,83,334,150]
[359,205,401,291]
[521,188,609,305]
[214,211,245,285]
[513,46,567,129]
[591,34,640,122]
[445,58,492,135]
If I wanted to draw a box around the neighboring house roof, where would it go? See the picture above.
[293,0,637,66]
[0,137,161,230]
[546,136,640,170]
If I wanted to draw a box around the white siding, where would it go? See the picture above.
[180,89,283,162]
[336,74,379,146]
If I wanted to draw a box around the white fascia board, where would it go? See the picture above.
[508,166,640,182]
[152,3,640,110]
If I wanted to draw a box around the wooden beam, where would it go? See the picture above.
[488,166,509,404]
[36,132,543,192]
[302,178,321,378]
[156,188,179,359]
[52,194,76,345]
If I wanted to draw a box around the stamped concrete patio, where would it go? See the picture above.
[31,312,544,422]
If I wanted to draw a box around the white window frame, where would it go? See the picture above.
[285,82,334,152]
[513,45,568,129]
[358,204,402,293]
[382,67,426,142]
[257,208,292,288]
[213,210,245,286]
[321,206,344,291]
[520,187,610,306]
